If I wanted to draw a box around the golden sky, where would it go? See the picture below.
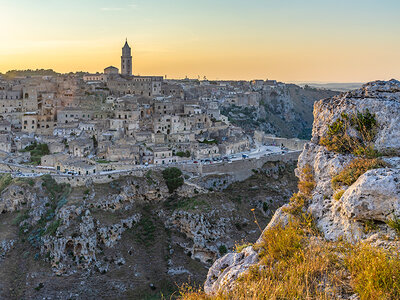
[1,0,400,82]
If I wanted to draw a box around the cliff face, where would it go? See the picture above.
[204,80,400,295]
[222,84,339,139]
[0,161,298,299]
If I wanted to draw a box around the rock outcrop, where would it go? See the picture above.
[204,79,400,295]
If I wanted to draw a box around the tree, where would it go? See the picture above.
[162,167,184,193]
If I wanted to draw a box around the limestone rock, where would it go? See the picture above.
[204,246,258,295]
[341,168,400,221]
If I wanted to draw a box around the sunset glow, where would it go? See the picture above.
[1,0,400,82]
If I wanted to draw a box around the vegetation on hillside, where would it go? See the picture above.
[20,142,50,165]
[176,150,191,158]
[180,218,400,300]
[320,109,379,158]
[17,175,71,249]
[2,69,59,78]
[162,167,184,193]
[179,152,400,299]
[331,158,387,190]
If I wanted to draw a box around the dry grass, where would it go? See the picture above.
[283,164,315,215]
[179,222,351,300]
[333,190,345,201]
[345,244,400,300]
[179,222,400,300]
[331,158,386,190]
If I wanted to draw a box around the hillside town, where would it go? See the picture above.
[0,40,309,177]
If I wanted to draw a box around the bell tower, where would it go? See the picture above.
[121,39,132,76]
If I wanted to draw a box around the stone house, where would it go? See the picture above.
[56,159,97,175]
[69,138,94,157]
[153,147,174,165]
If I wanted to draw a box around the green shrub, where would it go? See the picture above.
[45,219,61,236]
[162,167,184,193]
[320,109,379,157]
[386,216,400,236]
[21,142,50,165]
[262,202,269,212]
[176,151,191,158]
[218,245,227,256]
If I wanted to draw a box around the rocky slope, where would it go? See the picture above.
[0,160,297,299]
[222,84,338,139]
[202,79,400,296]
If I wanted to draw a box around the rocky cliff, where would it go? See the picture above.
[222,84,339,139]
[0,161,298,299]
[199,80,400,298]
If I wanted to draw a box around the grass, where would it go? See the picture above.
[320,109,380,158]
[12,210,30,226]
[345,244,400,299]
[133,211,156,247]
[333,190,345,201]
[179,221,348,299]
[234,243,253,253]
[179,220,400,300]
[96,159,111,164]
[331,158,386,190]
[386,216,400,236]
[284,164,315,215]
[45,219,61,236]
[297,164,315,198]
[164,195,210,211]
[0,174,13,193]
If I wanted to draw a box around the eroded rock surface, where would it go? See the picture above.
[204,80,400,295]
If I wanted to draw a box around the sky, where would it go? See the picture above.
[0,0,400,82]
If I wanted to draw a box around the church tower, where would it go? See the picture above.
[121,39,132,76]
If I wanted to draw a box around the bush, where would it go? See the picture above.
[332,158,386,190]
[176,151,191,158]
[218,245,227,256]
[297,164,315,197]
[21,142,50,165]
[320,109,379,157]
[162,167,184,193]
[284,164,315,215]
[386,216,400,236]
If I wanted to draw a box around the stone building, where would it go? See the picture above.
[104,66,119,75]
[121,40,133,76]
[153,146,174,165]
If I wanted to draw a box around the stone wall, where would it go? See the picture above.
[254,130,307,151]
